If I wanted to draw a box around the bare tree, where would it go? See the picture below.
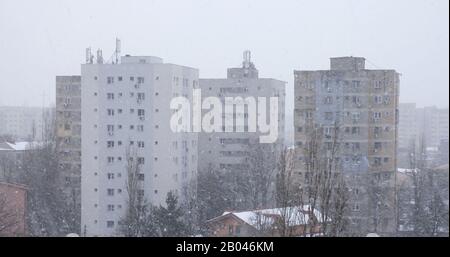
[300,123,350,236]
[242,140,278,210]
[118,146,156,236]
[398,134,449,236]
[181,178,201,236]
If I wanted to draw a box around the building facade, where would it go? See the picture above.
[56,75,82,230]
[81,54,198,236]
[198,51,286,174]
[294,57,400,235]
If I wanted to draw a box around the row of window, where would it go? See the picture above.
[297,110,392,121]
[106,123,147,131]
[103,76,199,87]
[296,125,390,135]
[106,108,152,117]
[297,155,390,166]
[106,76,145,84]
[296,79,394,90]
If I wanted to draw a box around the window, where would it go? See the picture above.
[107,109,115,116]
[374,95,383,104]
[107,141,114,148]
[137,157,145,165]
[107,93,114,100]
[107,173,114,180]
[351,127,360,135]
[137,125,144,132]
[107,156,114,163]
[137,93,145,102]
[374,142,382,151]
[138,141,145,148]
[118,76,123,81]
[374,81,383,89]
[106,221,114,228]
[137,77,145,84]
[373,112,382,120]
[107,205,115,211]
[374,157,382,166]
[138,173,145,181]
[130,76,134,81]
[138,109,145,119]
[107,189,114,196]
[235,225,241,234]
[107,76,114,84]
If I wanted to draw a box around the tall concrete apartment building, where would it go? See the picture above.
[55,75,82,229]
[294,57,400,235]
[198,51,286,174]
[81,54,198,236]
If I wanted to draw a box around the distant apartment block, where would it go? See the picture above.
[198,51,286,174]
[294,57,400,235]
[56,75,82,227]
[398,103,418,150]
[399,103,449,150]
[416,106,449,148]
[81,54,198,236]
[0,106,48,141]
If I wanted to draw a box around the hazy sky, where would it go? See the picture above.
[0,0,448,111]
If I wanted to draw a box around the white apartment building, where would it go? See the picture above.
[81,55,198,236]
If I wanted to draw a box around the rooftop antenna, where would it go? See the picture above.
[243,50,251,68]
[85,47,92,64]
[96,49,103,64]
[115,38,121,64]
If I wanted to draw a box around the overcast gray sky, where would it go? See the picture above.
[0,0,448,110]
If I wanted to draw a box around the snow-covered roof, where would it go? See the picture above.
[397,168,418,174]
[0,141,42,151]
[218,206,326,228]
